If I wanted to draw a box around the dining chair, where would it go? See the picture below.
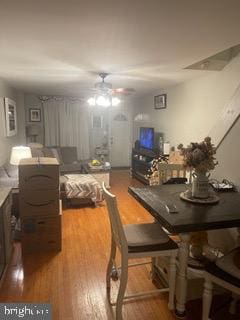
[202,247,240,320]
[102,183,179,320]
[158,163,190,185]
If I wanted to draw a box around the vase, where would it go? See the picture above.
[192,170,210,199]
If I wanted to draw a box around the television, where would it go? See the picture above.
[139,127,154,150]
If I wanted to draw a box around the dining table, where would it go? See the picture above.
[128,184,240,317]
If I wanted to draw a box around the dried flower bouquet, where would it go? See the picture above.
[177,137,218,173]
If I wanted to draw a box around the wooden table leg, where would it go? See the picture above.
[175,233,190,317]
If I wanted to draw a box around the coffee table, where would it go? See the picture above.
[82,162,110,189]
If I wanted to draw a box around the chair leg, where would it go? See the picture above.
[202,279,213,320]
[116,255,128,320]
[106,238,116,302]
[151,257,156,280]
[168,254,177,310]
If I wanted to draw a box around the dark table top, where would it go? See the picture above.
[128,185,240,234]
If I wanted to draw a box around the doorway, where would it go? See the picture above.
[109,107,132,167]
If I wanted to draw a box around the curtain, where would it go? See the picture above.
[43,98,90,160]
[43,99,62,146]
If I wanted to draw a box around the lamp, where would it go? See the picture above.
[87,73,121,107]
[10,146,32,165]
[26,125,41,142]
[87,94,120,107]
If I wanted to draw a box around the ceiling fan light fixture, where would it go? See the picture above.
[112,97,121,106]
[87,73,131,107]
[87,97,96,106]
[87,94,121,107]
[96,95,111,107]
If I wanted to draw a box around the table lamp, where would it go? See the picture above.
[10,146,32,165]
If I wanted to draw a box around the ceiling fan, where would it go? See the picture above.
[87,73,135,107]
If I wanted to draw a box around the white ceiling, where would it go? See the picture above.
[0,0,240,98]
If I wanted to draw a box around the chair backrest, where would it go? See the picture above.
[158,163,191,184]
[102,183,128,251]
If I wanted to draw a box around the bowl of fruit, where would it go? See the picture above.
[91,159,101,166]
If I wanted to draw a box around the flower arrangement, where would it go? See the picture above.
[177,137,218,173]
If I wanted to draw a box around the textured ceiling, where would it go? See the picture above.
[0,0,240,97]
[186,44,240,71]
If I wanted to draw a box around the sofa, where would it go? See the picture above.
[30,146,82,174]
[0,146,83,188]
[0,165,18,189]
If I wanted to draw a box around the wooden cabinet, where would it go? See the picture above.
[0,188,13,281]
[2,194,13,263]
[0,210,5,280]
[19,189,60,217]
[19,158,61,254]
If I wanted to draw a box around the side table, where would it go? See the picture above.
[0,188,13,282]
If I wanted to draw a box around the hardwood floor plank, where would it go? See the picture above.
[0,170,176,320]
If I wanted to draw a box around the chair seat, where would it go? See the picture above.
[215,247,240,280]
[123,223,178,253]
[206,261,240,288]
[202,248,240,320]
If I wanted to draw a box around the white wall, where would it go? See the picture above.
[133,55,240,187]
[212,114,240,188]
[0,79,26,165]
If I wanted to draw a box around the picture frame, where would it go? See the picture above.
[29,108,41,122]
[154,94,167,109]
[4,98,17,137]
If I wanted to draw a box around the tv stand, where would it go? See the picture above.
[131,148,158,184]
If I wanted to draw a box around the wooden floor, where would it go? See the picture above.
[0,170,176,320]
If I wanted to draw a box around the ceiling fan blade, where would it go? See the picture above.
[87,72,136,99]
[111,88,136,95]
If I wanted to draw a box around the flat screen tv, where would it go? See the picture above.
[139,127,154,150]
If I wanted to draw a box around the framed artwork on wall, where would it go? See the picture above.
[154,94,167,109]
[4,98,17,137]
[29,108,41,122]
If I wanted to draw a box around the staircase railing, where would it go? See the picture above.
[208,82,240,149]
